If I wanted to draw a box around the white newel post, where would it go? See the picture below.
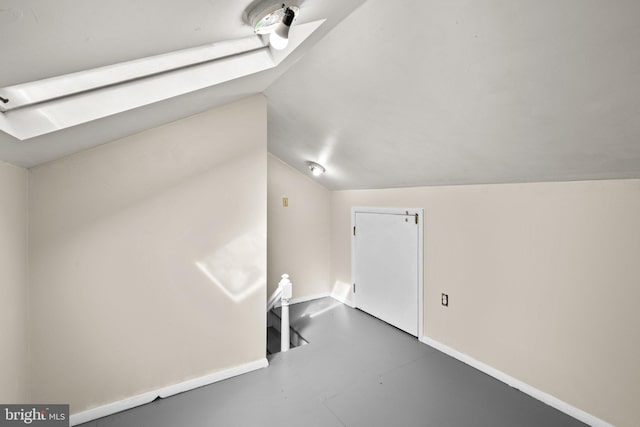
[279,274,292,352]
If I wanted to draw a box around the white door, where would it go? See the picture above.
[354,210,420,336]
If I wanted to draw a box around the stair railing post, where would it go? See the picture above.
[279,274,292,353]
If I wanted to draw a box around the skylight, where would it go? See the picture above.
[0,20,324,140]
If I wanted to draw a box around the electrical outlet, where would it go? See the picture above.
[282,197,288,207]
[441,293,449,307]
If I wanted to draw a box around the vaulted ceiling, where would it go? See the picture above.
[0,0,365,166]
[267,0,640,189]
[1,0,639,190]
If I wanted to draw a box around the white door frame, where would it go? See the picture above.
[351,207,424,339]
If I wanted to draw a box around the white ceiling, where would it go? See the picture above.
[2,0,639,190]
[266,0,640,189]
[0,0,365,167]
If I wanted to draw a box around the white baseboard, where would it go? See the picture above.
[419,337,613,427]
[275,292,331,307]
[156,358,268,399]
[273,291,354,308]
[69,358,269,426]
[330,292,354,308]
[70,390,158,427]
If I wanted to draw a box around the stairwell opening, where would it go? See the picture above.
[266,307,308,355]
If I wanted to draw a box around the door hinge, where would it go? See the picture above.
[353,226,356,236]
[353,283,356,293]
[415,213,419,224]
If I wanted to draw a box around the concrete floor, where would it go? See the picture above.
[79,298,586,427]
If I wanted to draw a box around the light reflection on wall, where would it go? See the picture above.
[331,281,352,303]
[195,231,266,303]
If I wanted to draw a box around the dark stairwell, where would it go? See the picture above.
[267,307,308,355]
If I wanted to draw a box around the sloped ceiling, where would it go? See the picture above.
[0,0,366,167]
[266,0,640,190]
[2,0,639,189]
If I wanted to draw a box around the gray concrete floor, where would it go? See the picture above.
[79,298,586,426]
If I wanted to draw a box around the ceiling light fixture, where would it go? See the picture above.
[248,2,299,51]
[307,161,326,177]
[270,7,296,50]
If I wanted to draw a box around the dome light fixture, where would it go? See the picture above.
[247,2,299,51]
[306,161,326,177]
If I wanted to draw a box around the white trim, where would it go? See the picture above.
[351,209,356,308]
[69,358,268,426]
[351,207,424,338]
[416,210,424,339]
[274,292,354,309]
[419,337,614,427]
[69,391,158,427]
[330,292,355,308]
[274,292,330,307]
[352,206,421,216]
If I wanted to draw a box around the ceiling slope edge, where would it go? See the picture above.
[0,19,324,141]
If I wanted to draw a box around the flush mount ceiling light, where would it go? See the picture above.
[307,161,326,176]
[247,2,299,50]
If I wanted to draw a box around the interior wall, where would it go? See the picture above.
[0,161,29,403]
[28,95,267,414]
[267,154,331,299]
[330,179,640,427]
